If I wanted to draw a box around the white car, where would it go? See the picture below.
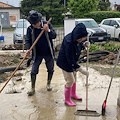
[13,19,30,44]
[99,18,120,41]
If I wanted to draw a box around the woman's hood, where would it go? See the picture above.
[72,23,88,42]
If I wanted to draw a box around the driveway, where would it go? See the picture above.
[0,52,120,120]
[0,30,13,49]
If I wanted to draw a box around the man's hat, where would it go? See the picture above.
[27,10,42,24]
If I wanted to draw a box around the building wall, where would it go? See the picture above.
[0,8,20,27]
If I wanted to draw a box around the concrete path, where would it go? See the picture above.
[0,57,120,120]
[0,25,120,119]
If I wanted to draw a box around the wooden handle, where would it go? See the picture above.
[86,35,89,109]
[0,18,52,93]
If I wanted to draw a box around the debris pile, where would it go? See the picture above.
[79,50,120,65]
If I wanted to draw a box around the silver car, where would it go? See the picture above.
[13,19,30,44]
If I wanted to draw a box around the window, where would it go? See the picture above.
[75,20,98,28]
[118,20,120,24]
[17,21,27,28]
[103,20,110,25]
[110,20,118,26]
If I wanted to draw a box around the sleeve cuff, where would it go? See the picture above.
[48,29,51,32]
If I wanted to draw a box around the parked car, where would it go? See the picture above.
[64,18,111,43]
[13,19,30,44]
[99,18,120,41]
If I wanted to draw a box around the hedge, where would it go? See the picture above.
[84,11,120,23]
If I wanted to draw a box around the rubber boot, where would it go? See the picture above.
[65,85,76,106]
[27,74,36,96]
[71,83,82,100]
[46,74,53,91]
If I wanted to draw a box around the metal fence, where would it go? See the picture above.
[0,27,65,57]
[53,27,64,59]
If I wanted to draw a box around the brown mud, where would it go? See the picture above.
[0,59,120,120]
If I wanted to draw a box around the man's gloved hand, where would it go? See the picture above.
[84,41,90,47]
[77,67,89,77]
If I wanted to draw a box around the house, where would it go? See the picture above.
[0,1,20,28]
[114,2,120,12]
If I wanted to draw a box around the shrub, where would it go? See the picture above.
[89,44,101,52]
[89,42,120,53]
[84,11,120,23]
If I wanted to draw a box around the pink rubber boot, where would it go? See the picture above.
[65,85,76,106]
[71,83,82,100]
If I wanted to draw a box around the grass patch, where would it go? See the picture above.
[12,58,20,63]
[53,24,64,28]
[0,73,9,83]
[3,28,15,31]
[92,66,120,78]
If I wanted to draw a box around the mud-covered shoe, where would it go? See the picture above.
[46,84,52,91]
[27,88,35,96]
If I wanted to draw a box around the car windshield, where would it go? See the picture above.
[118,20,120,23]
[17,21,27,28]
[76,20,98,28]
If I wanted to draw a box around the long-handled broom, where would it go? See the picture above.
[102,49,120,115]
[0,18,52,93]
[74,36,100,117]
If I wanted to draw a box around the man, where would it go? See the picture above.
[26,10,56,96]
[56,23,90,106]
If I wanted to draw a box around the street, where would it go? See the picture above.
[0,30,13,49]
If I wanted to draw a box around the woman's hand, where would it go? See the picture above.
[84,41,90,48]
[77,67,89,77]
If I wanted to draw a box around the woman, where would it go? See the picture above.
[56,23,90,106]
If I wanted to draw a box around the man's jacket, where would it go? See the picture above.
[25,21,56,60]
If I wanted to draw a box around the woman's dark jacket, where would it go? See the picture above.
[56,23,87,72]
[25,20,56,60]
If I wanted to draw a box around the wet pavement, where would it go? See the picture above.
[0,31,13,49]
[0,52,120,120]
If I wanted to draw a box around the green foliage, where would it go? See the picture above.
[89,44,101,52]
[20,0,67,25]
[84,11,120,23]
[68,0,98,18]
[89,42,120,53]
[12,58,20,63]
[97,0,111,11]
[103,42,120,52]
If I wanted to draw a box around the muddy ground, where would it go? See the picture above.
[0,51,120,120]
[0,51,30,83]
[0,51,120,83]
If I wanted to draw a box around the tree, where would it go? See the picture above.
[20,0,67,25]
[60,0,70,7]
[97,0,111,11]
[68,0,98,18]
[20,0,43,16]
